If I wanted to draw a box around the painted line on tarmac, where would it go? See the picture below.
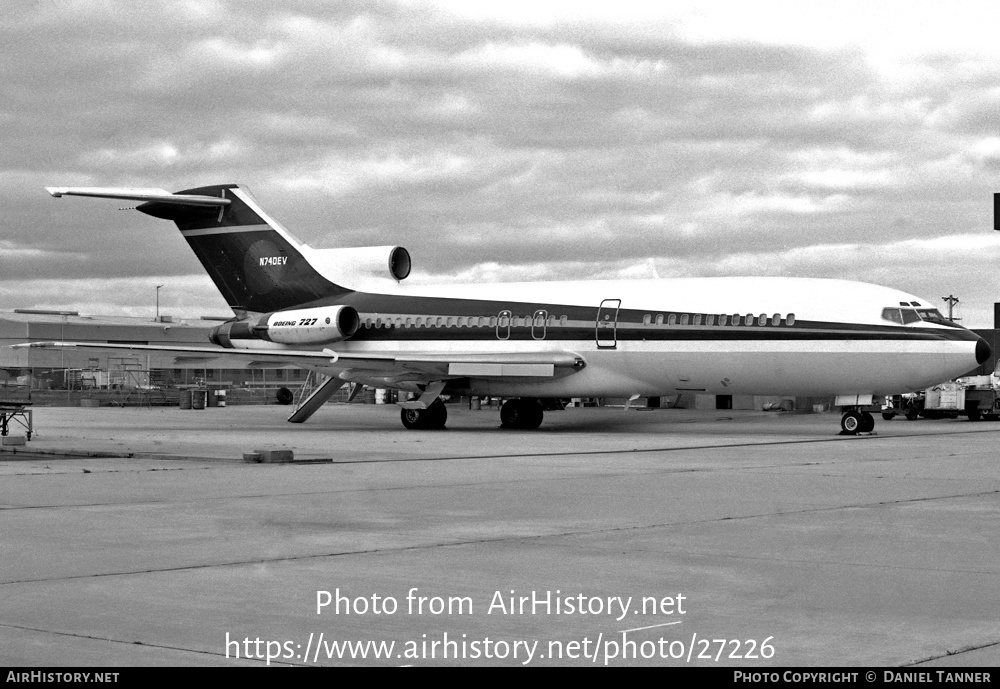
[0,622,286,666]
[2,486,998,587]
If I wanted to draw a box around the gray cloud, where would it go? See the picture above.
[3,1,1000,326]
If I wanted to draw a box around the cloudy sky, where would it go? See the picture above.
[3,0,1000,326]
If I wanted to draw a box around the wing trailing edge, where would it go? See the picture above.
[12,341,586,379]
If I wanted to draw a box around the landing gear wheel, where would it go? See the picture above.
[401,407,424,430]
[841,411,863,435]
[860,411,875,433]
[425,399,448,429]
[275,387,294,405]
[500,399,544,429]
[400,399,448,430]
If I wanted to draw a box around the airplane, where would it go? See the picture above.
[28,183,990,435]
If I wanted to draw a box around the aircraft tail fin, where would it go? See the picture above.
[46,184,347,314]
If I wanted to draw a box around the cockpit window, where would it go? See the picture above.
[881,308,904,324]
[882,306,949,325]
[916,308,947,322]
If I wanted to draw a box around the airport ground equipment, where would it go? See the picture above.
[881,376,1000,422]
[955,375,1000,421]
[0,404,32,440]
[0,384,33,440]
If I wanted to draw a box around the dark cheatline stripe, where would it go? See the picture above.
[342,325,978,344]
[296,290,982,345]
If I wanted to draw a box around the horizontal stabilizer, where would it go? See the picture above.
[45,187,231,207]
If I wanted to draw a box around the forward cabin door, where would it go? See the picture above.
[596,299,621,349]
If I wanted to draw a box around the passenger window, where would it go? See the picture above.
[786,313,796,326]
[680,314,689,325]
[744,313,753,326]
[655,315,664,326]
[667,314,677,325]
[771,313,780,326]
[758,314,767,326]
[692,314,702,325]
[643,314,651,325]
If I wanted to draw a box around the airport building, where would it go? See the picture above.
[0,310,315,405]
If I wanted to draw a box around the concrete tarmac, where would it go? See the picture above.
[1,403,998,667]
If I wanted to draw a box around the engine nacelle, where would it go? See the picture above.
[305,245,411,286]
[210,305,360,347]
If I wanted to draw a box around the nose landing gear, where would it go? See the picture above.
[840,409,875,435]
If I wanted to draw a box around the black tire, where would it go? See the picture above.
[425,399,448,429]
[881,412,895,421]
[400,400,448,430]
[401,407,425,430]
[841,411,863,434]
[860,411,875,433]
[968,409,981,422]
[500,399,544,429]
[521,400,544,429]
[275,387,294,405]
[500,399,521,428]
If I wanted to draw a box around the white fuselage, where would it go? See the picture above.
[263,275,984,399]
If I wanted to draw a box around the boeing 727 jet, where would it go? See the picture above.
[33,184,989,434]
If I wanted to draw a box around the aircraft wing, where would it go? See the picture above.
[13,341,586,383]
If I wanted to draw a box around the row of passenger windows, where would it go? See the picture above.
[360,313,797,329]
[362,315,570,329]
[641,313,796,327]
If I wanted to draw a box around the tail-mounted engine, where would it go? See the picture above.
[306,245,411,285]
[210,305,360,347]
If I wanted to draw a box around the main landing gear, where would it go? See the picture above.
[400,399,448,430]
[400,397,547,430]
[500,398,544,430]
[840,409,875,435]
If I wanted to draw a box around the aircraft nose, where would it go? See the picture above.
[977,336,992,365]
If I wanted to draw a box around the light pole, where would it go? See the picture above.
[156,284,164,321]
[941,295,960,323]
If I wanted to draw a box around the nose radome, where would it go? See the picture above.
[977,337,992,365]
